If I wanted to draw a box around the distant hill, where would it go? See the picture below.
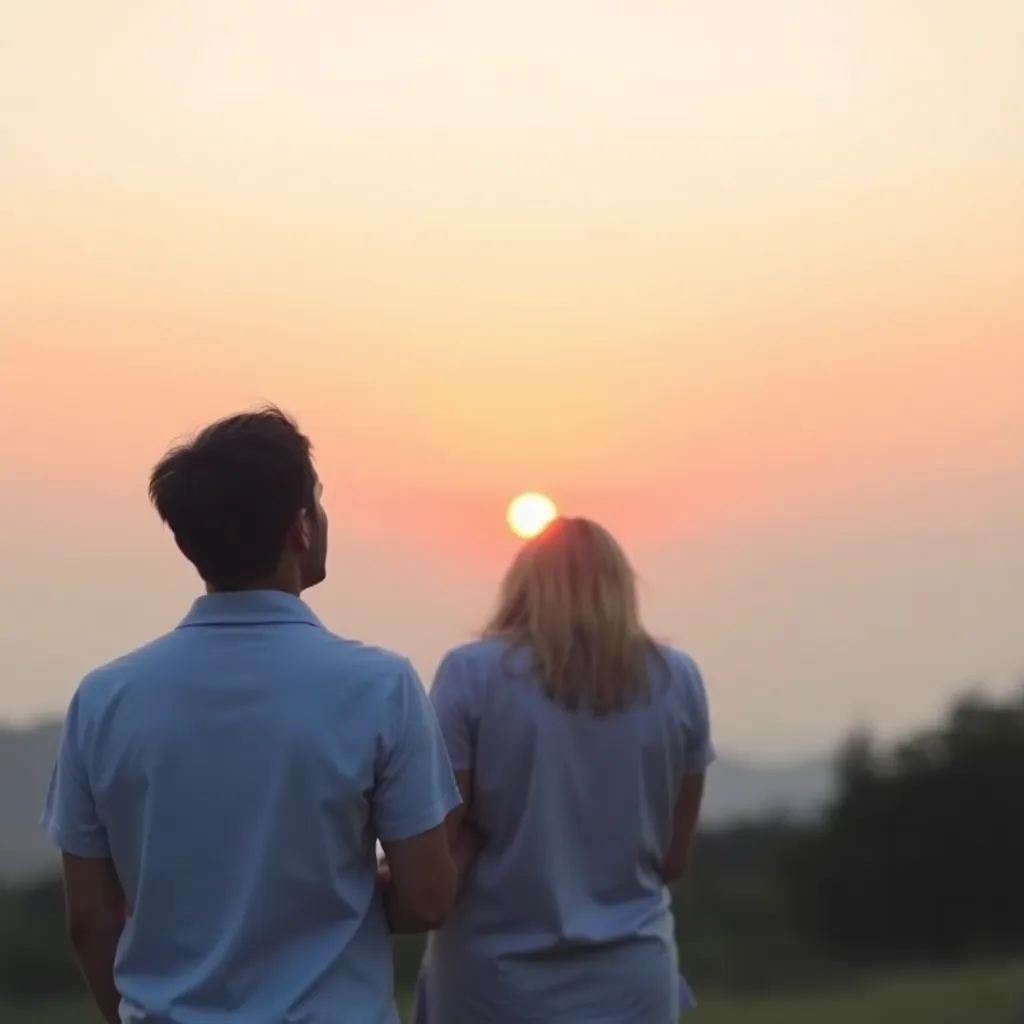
[0,721,834,882]
[701,754,834,826]
[0,722,63,882]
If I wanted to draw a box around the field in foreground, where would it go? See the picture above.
[8,962,1023,1024]
[689,962,1024,1024]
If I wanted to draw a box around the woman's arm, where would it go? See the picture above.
[451,819,480,881]
[660,773,706,884]
[446,769,480,886]
[662,655,714,884]
[428,652,482,884]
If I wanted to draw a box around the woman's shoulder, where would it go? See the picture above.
[438,637,516,674]
[656,642,701,670]
[649,643,707,697]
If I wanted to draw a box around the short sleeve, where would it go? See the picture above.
[373,661,463,842]
[40,691,111,859]
[682,657,715,776]
[429,650,476,772]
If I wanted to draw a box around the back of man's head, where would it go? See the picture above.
[149,406,317,591]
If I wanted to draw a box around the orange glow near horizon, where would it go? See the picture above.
[2,2,1024,750]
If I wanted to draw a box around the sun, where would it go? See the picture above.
[507,492,558,539]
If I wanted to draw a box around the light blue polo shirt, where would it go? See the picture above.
[41,591,461,1024]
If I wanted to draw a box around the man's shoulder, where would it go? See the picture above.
[75,632,182,706]
[311,630,416,687]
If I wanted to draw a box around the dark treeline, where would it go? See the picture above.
[3,688,1023,1001]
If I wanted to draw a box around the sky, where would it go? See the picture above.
[1,0,1022,758]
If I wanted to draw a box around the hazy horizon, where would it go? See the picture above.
[2,1,1023,757]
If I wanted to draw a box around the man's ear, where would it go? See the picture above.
[288,510,313,554]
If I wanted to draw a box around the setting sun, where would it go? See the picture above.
[507,493,558,539]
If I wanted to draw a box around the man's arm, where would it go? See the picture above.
[379,824,457,933]
[375,771,478,912]
[374,661,462,934]
[41,692,123,1024]
[61,853,126,1024]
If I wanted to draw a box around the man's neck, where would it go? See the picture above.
[206,580,301,597]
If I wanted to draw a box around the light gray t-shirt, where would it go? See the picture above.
[425,638,713,1024]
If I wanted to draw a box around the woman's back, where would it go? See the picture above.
[427,637,713,1023]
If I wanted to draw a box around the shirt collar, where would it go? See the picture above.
[178,590,323,629]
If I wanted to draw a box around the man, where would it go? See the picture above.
[41,406,461,1024]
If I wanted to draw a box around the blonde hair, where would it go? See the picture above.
[483,517,661,714]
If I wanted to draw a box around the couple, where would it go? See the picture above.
[42,407,713,1024]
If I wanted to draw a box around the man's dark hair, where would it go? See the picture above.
[149,406,317,589]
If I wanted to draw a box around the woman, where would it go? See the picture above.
[418,517,713,1023]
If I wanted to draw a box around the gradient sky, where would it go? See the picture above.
[2,0,1022,757]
